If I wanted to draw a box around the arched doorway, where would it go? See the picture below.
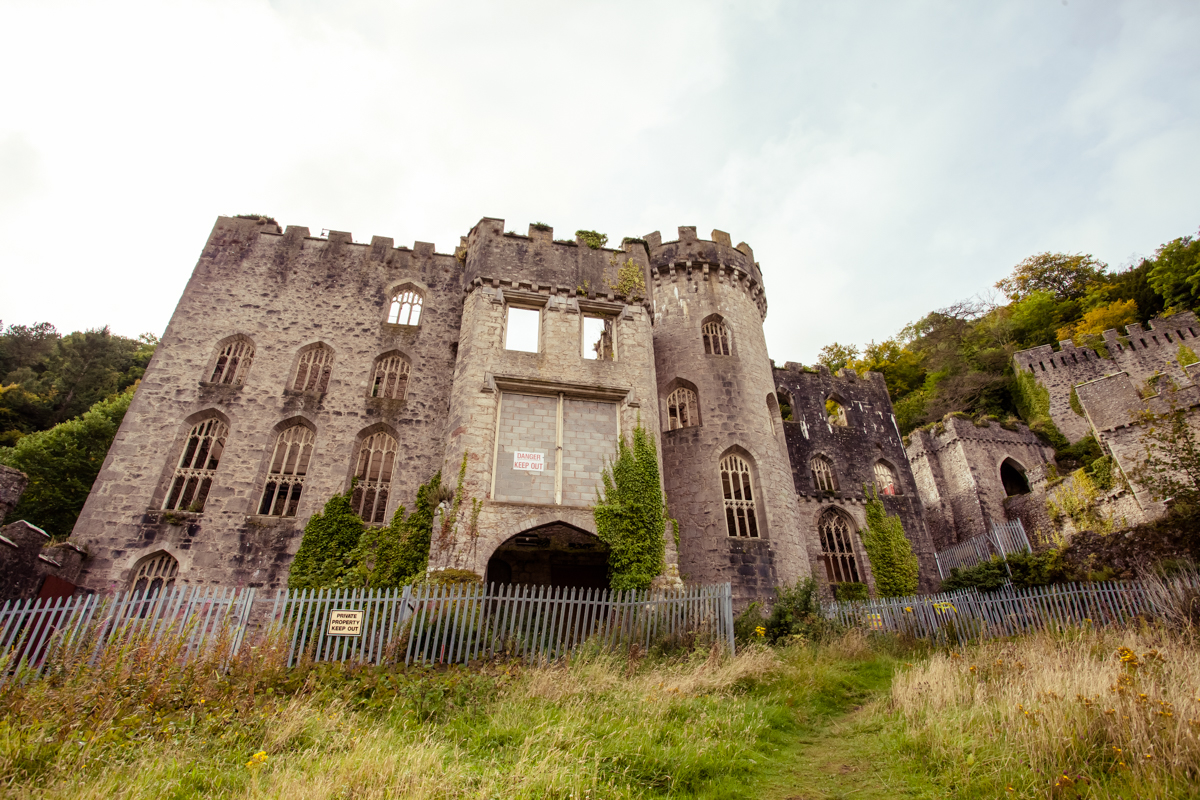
[1000,458,1030,496]
[485,522,610,589]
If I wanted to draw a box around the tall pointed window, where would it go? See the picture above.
[370,353,410,400]
[818,509,861,585]
[292,345,333,393]
[258,424,315,517]
[703,320,731,355]
[666,387,698,430]
[826,398,848,427]
[388,289,423,326]
[352,431,397,524]
[129,551,179,596]
[720,454,759,538]
[811,455,837,492]
[209,339,254,385]
[874,461,897,495]
[163,419,227,512]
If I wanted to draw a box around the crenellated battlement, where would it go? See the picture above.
[645,227,768,318]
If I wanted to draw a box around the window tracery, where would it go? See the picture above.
[292,345,333,393]
[874,461,897,495]
[703,320,731,355]
[388,289,423,326]
[666,387,698,430]
[209,339,253,385]
[720,454,759,538]
[811,455,838,492]
[129,551,179,597]
[352,431,397,524]
[370,354,411,400]
[258,424,315,517]
[163,418,227,512]
[818,509,861,585]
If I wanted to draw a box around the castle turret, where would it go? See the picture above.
[647,227,807,604]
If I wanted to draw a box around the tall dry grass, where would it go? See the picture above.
[892,625,1200,797]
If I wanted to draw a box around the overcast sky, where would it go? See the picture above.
[2,0,1198,364]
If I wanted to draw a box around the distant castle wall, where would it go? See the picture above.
[0,465,27,525]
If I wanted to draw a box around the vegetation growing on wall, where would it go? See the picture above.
[1178,343,1199,367]
[287,488,365,590]
[607,257,646,302]
[0,385,135,538]
[860,487,919,597]
[575,230,608,249]
[594,423,671,591]
[1047,469,1116,535]
[347,471,443,589]
[1131,406,1200,509]
[1013,366,1070,449]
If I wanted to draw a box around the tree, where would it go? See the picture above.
[0,386,134,538]
[1056,298,1139,346]
[594,423,670,591]
[849,339,926,400]
[995,252,1108,302]
[817,342,859,373]
[860,487,919,597]
[288,488,365,589]
[1147,232,1200,311]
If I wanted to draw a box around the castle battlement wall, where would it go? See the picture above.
[646,227,767,319]
[1012,311,1200,443]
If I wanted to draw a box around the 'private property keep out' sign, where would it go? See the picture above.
[513,450,545,471]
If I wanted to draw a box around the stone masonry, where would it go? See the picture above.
[69,215,943,604]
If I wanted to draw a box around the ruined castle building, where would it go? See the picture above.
[70,216,937,603]
[1012,312,1200,444]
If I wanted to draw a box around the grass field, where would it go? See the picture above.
[0,623,1196,798]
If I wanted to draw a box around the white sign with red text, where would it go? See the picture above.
[513,450,545,472]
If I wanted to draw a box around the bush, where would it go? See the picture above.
[860,488,919,597]
[733,602,766,645]
[764,578,837,644]
[939,549,1067,593]
[832,581,869,601]
[288,488,364,589]
[593,424,670,591]
[939,557,1008,593]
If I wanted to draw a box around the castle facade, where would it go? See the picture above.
[69,216,941,604]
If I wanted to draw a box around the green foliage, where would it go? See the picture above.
[763,577,837,643]
[1147,231,1200,310]
[0,386,134,537]
[287,488,364,590]
[606,257,646,301]
[1179,343,1199,367]
[1069,384,1084,416]
[732,601,766,645]
[832,581,869,602]
[593,423,670,591]
[1008,290,1064,347]
[941,550,1066,592]
[531,221,551,230]
[1047,469,1114,534]
[575,229,608,249]
[1131,407,1200,508]
[848,339,927,400]
[940,556,1009,592]
[347,471,442,588]
[1012,366,1069,449]
[817,342,858,373]
[859,488,919,597]
[995,251,1108,302]
[233,213,278,226]
[1056,433,1103,473]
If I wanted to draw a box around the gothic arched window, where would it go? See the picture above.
[292,344,333,393]
[209,338,254,385]
[370,353,411,400]
[818,509,861,585]
[666,387,698,430]
[163,418,227,512]
[258,424,315,517]
[129,551,179,597]
[811,455,838,492]
[874,461,897,495]
[826,397,848,427]
[703,320,731,355]
[388,289,423,326]
[720,453,759,538]
[352,431,397,524]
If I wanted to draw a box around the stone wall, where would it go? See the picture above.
[775,364,939,594]
[0,465,27,525]
[0,520,85,599]
[71,217,463,591]
[1013,312,1200,443]
[648,228,806,607]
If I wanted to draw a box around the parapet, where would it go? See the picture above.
[645,226,767,317]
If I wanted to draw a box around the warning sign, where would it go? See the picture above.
[326,610,364,636]
[513,450,545,472]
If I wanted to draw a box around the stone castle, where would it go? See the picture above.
[52,214,1188,605]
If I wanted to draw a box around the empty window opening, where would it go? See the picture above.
[666,387,698,430]
[1050,360,1056,369]
[582,315,614,360]
[1165,332,1174,343]
[1000,458,1030,497]
[1040,362,1046,371]
[1153,336,1159,345]
[259,425,315,516]
[1028,364,1035,373]
[1141,339,1147,347]
[811,455,838,492]
[721,454,759,538]
[293,345,333,393]
[818,510,861,585]
[826,398,848,427]
[388,289,423,326]
[370,354,410,399]
[209,340,253,385]
[163,419,227,512]
[1071,353,1078,364]
[703,320,730,355]
[777,389,795,421]
[352,431,397,524]
[505,306,540,352]
[129,552,179,598]
[873,461,897,495]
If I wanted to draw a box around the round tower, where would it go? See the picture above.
[646,226,808,605]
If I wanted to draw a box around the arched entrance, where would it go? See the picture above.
[1000,458,1031,496]
[485,522,610,589]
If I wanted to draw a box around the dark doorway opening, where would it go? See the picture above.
[485,522,610,589]
[1000,458,1031,496]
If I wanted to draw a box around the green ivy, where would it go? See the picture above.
[350,471,443,589]
[1069,384,1084,417]
[860,487,919,597]
[288,488,364,590]
[594,423,671,591]
[575,229,608,249]
[1013,366,1070,449]
[832,581,869,602]
[607,257,646,301]
[1179,343,1199,366]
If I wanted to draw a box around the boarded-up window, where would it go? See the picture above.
[370,354,410,400]
[259,425,314,517]
[163,419,227,512]
[720,454,759,538]
[292,345,333,393]
[209,340,253,385]
[819,510,861,584]
[352,431,397,524]
[666,387,697,430]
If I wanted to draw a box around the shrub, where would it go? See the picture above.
[832,581,869,601]
[860,488,919,597]
[575,229,608,249]
[349,471,442,588]
[939,557,1008,593]
[764,578,837,644]
[288,488,364,589]
[594,423,671,591]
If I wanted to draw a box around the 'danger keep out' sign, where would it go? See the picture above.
[513,450,545,472]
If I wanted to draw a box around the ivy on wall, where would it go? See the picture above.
[594,423,672,591]
[575,230,608,249]
[860,487,919,598]
[287,488,364,590]
[606,256,646,302]
[1013,366,1070,449]
[350,471,443,588]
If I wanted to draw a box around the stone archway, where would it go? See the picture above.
[1000,458,1031,496]
[485,522,610,589]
